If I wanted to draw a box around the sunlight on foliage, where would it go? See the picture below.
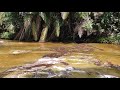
[0,12,119,44]
[61,12,69,20]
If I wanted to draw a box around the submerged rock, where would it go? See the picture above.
[11,50,31,54]
[52,66,66,71]
[43,53,63,58]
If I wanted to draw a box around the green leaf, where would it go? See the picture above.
[82,18,93,31]
[78,12,90,19]
[6,24,15,34]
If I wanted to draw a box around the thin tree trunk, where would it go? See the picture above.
[39,26,48,42]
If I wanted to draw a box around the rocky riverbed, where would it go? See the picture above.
[0,40,120,78]
[1,53,120,78]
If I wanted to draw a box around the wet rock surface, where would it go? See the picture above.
[1,55,120,78]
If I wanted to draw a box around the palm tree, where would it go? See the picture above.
[0,12,93,42]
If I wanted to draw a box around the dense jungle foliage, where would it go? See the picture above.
[0,12,120,44]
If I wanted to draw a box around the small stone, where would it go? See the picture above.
[65,66,74,71]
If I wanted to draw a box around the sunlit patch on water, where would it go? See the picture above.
[11,50,31,55]
[98,75,119,78]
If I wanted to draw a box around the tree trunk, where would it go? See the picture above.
[39,26,48,42]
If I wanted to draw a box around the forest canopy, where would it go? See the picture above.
[0,12,120,44]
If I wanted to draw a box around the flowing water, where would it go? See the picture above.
[0,39,120,78]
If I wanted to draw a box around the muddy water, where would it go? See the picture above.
[0,39,120,78]
[89,43,120,65]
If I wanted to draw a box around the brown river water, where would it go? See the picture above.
[0,39,120,78]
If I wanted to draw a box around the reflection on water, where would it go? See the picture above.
[0,39,120,78]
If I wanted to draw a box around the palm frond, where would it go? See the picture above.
[24,15,32,32]
[78,12,91,19]
[75,25,84,38]
[36,15,41,40]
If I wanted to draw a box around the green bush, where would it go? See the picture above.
[0,12,119,44]
[98,35,120,44]
[1,32,11,39]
